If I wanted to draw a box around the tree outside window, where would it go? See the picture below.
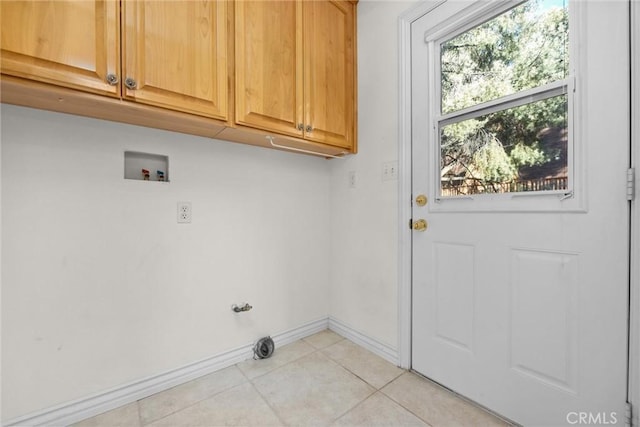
[438,0,569,196]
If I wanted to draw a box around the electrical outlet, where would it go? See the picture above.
[382,161,398,181]
[348,171,357,189]
[177,202,192,224]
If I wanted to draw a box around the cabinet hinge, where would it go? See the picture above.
[628,168,636,201]
[625,401,633,427]
[409,218,413,229]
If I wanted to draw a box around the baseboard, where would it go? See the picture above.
[328,317,398,366]
[4,317,329,427]
[271,317,329,349]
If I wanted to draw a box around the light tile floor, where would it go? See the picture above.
[73,330,510,427]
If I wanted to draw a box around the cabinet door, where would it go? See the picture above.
[122,0,229,120]
[0,0,120,97]
[235,1,303,138]
[303,0,356,150]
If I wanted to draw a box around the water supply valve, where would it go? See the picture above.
[231,303,253,313]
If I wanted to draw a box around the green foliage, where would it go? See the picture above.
[471,132,517,182]
[439,0,568,190]
[510,142,546,167]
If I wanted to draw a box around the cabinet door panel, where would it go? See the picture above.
[303,0,356,150]
[123,0,228,120]
[235,1,303,138]
[0,0,120,96]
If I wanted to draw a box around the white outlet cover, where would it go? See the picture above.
[177,202,192,224]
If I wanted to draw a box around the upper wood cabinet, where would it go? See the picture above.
[122,1,229,120]
[0,0,120,97]
[1,0,356,157]
[235,1,303,139]
[235,0,356,151]
[1,0,229,120]
[303,1,356,149]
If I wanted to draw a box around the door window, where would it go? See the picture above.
[434,0,570,198]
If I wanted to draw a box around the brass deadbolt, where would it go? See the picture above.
[415,194,428,207]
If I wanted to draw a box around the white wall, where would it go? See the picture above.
[1,105,331,421]
[1,1,418,419]
[0,96,3,424]
[329,0,415,350]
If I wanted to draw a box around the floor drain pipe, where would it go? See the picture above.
[254,336,275,359]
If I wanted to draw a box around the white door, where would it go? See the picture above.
[411,1,630,426]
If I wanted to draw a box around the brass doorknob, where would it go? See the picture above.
[415,194,427,207]
[413,219,427,232]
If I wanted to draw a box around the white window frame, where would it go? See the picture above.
[423,0,584,213]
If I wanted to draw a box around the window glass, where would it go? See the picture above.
[441,0,568,114]
[437,0,569,197]
[440,94,568,196]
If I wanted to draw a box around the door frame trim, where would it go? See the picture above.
[397,0,446,370]
[630,0,639,424]
[398,3,640,416]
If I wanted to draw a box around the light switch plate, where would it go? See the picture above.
[382,161,398,181]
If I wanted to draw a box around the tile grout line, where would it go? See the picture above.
[241,332,347,383]
[240,338,330,427]
[329,392,373,426]
[246,375,289,427]
[407,371,516,426]
[374,370,406,390]
[135,400,144,427]
[325,352,404,390]
[332,390,436,427]
[136,367,250,426]
[308,350,380,424]
[249,333,373,427]
[245,339,327,427]
[319,348,413,426]
[379,373,437,427]
[328,388,378,425]
[238,343,318,382]
[308,333,381,425]
[86,331,409,427]
[317,340,405,391]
